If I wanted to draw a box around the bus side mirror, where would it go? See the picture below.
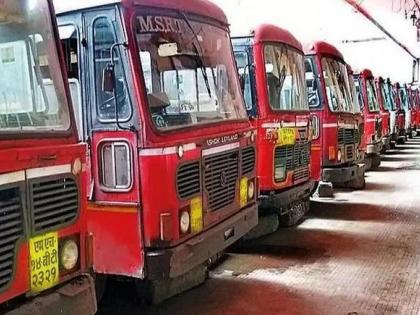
[239,73,245,93]
[102,63,115,93]
[413,58,419,83]
[312,79,318,91]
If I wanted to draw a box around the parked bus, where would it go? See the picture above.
[408,86,419,136]
[232,24,312,227]
[0,1,96,314]
[54,0,258,303]
[391,83,407,144]
[376,77,392,152]
[305,42,365,191]
[347,65,365,163]
[353,69,382,170]
[401,84,414,138]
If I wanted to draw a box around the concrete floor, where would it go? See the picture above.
[98,138,420,315]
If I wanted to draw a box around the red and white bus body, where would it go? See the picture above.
[0,1,96,314]
[232,24,312,227]
[55,0,258,301]
[376,77,392,152]
[353,69,382,169]
[305,42,365,188]
[347,65,365,163]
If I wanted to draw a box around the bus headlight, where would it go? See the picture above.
[61,239,79,271]
[248,180,255,199]
[337,149,342,162]
[180,210,190,234]
[72,158,82,176]
[275,165,286,181]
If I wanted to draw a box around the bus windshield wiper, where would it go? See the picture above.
[179,11,212,98]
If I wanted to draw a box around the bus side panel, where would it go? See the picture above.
[87,207,144,277]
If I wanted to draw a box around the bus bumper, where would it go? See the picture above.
[366,141,382,155]
[5,275,97,315]
[146,203,258,279]
[381,136,391,151]
[322,163,365,183]
[259,180,313,210]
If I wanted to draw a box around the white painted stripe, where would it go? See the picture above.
[0,171,25,186]
[323,123,337,128]
[261,123,281,129]
[139,143,197,157]
[282,122,297,127]
[337,123,357,129]
[261,122,308,128]
[202,142,240,156]
[26,164,71,179]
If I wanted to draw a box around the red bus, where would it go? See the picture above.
[347,65,366,163]
[0,1,96,314]
[376,77,392,152]
[55,0,258,303]
[353,69,382,170]
[232,24,312,227]
[408,86,419,136]
[305,42,365,191]
[392,83,407,144]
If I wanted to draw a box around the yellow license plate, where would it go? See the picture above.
[190,197,203,234]
[278,128,296,145]
[29,232,59,293]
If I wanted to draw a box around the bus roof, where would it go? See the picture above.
[304,41,344,61]
[54,0,228,25]
[251,24,303,52]
[359,69,374,79]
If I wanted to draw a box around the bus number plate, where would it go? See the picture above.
[29,232,59,293]
[278,128,296,145]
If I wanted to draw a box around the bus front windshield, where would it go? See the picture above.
[135,13,247,131]
[264,44,308,111]
[0,0,71,133]
[399,87,410,110]
[348,74,361,113]
[381,82,394,111]
[321,57,353,113]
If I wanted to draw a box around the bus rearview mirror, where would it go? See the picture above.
[102,64,115,94]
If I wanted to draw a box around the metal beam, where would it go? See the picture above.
[343,0,418,59]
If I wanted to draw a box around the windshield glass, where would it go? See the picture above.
[348,73,361,113]
[366,79,380,112]
[399,87,409,110]
[234,49,253,112]
[264,44,307,111]
[0,0,70,133]
[135,13,247,131]
[321,57,353,113]
[381,82,394,111]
